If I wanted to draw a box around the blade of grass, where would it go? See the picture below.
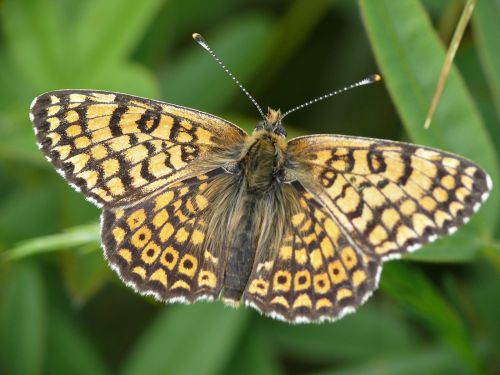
[359,0,500,262]
[424,0,476,129]
[473,0,500,120]
[0,263,46,375]
[2,224,100,261]
[359,0,499,230]
[122,303,249,375]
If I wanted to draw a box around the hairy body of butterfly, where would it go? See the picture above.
[30,90,492,323]
[219,115,289,304]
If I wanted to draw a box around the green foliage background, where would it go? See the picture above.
[1,1,499,374]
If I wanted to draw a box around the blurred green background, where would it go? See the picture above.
[1,0,499,374]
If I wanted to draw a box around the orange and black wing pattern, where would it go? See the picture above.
[30,90,247,303]
[30,90,246,207]
[243,135,491,323]
[102,168,228,303]
[287,134,492,261]
[244,181,380,323]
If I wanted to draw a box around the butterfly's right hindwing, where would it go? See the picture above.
[30,90,247,207]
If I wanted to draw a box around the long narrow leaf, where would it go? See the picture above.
[3,224,100,261]
[359,1,499,227]
[0,263,46,375]
[359,1,500,262]
[123,303,249,375]
[473,0,500,120]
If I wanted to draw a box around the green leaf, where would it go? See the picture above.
[87,62,160,98]
[45,307,110,375]
[0,263,46,375]
[467,261,500,362]
[135,0,240,66]
[473,0,500,120]
[359,1,500,234]
[1,0,163,90]
[454,41,500,177]
[254,0,329,90]
[61,250,111,303]
[122,303,249,375]
[0,50,29,110]
[0,183,60,247]
[3,224,100,261]
[381,262,480,373]
[404,226,482,262]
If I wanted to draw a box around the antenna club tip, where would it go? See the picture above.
[192,33,208,47]
[372,74,382,82]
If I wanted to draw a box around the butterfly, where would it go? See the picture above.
[29,34,492,324]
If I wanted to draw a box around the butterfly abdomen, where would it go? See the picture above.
[223,196,258,305]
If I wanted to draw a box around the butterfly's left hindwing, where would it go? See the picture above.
[244,182,381,323]
[30,90,246,207]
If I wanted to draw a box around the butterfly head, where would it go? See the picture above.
[254,108,287,138]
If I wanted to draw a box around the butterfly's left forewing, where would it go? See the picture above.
[286,134,492,260]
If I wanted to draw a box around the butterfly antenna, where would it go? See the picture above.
[281,74,382,119]
[192,33,266,121]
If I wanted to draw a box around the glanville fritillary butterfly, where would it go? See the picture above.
[29,33,491,323]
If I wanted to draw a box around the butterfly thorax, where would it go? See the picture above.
[240,109,287,193]
[241,133,284,193]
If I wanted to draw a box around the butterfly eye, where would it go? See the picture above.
[273,124,287,138]
[254,120,267,132]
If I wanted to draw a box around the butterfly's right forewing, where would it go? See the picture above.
[30,90,247,208]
